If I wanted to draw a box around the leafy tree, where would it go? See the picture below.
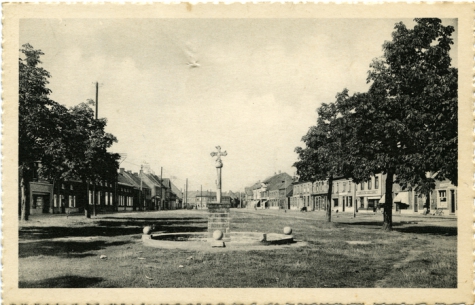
[19,43,58,220]
[19,44,120,219]
[294,90,353,222]
[68,103,120,216]
[339,18,457,230]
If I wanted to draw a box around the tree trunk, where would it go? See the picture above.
[58,179,63,214]
[93,182,96,216]
[85,179,90,218]
[50,179,55,214]
[326,175,333,222]
[382,169,394,231]
[20,169,29,221]
[424,192,430,213]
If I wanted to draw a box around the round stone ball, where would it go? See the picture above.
[143,226,152,235]
[213,230,224,240]
[283,227,292,235]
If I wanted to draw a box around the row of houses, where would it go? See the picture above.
[245,172,458,215]
[244,171,294,210]
[27,167,184,215]
[184,190,241,209]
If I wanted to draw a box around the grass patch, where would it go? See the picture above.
[19,209,456,288]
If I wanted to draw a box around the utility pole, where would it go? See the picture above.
[140,165,143,211]
[160,167,163,210]
[185,178,188,210]
[92,82,99,217]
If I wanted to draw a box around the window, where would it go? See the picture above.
[336,183,339,193]
[349,182,351,191]
[54,194,58,207]
[342,183,346,192]
[438,190,447,208]
[368,179,372,190]
[361,182,364,190]
[89,191,93,205]
[375,177,379,189]
[69,195,76,207]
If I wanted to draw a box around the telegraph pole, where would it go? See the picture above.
[139,165,143,211]
[92,82,99,217]
[185,178,188,209]
[160,167,163,210]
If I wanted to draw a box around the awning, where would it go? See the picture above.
[379,195,386,204]
[394,191,409,205]
[367,196,381,200]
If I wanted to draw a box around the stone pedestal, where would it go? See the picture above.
[208,202,231,243]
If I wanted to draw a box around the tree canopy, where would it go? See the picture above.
[19,43,120,220]
[294,18,457,230]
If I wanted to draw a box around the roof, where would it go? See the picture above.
[142,173,166,188]
[263,172,293,191]
[118,173,135,187]
[169,181,183,198]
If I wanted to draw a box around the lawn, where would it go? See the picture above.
[18,209,457,288]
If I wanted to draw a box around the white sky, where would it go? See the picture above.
[20,18,457,193]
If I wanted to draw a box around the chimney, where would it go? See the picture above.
[140,165,143,175]
[120,168,124,174]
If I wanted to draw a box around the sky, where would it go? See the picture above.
[20,18,458,193]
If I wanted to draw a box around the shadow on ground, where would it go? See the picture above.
[19,240,130,258]
[20,218,207,240]
[19,275,103,288]
[394,226,457,236]
[100,217,206,222]
[337,221,402,227]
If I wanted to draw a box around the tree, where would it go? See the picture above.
[339,18,457,230]
[68,103,120,216]
[20,44,120,219]
[19,43,57,220]
[294,90,353,222]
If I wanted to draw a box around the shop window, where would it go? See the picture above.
[438,190,447,208]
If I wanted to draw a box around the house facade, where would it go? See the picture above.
[290,181,312,210]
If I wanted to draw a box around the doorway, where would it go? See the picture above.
[450,190,456,214]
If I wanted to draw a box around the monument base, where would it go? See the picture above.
[211,241,226,247]
[208,202,231,243]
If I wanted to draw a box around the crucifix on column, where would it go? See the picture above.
[210,146,227,203]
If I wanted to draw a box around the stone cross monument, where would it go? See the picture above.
[210,146,227,203]
[208,146,230,246]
